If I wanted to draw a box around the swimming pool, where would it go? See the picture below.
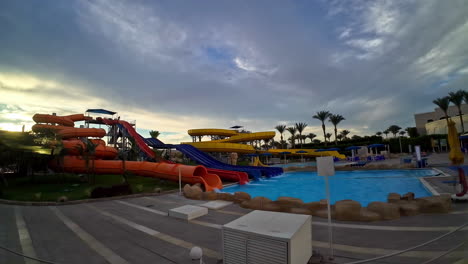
[223,169,436,206]
[274,161,351,168]
[275,162,316,168]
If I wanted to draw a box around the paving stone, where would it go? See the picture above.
[199,200,233,210]
[169,205,208,220]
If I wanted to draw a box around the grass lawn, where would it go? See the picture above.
[0,173,179,202]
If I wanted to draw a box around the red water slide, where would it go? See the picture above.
[104,118,249,184]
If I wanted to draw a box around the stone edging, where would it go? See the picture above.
[0,189,179,206]
[183,184,452,222]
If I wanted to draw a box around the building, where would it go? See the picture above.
[414,104,468,135]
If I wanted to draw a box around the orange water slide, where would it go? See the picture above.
[57,128,106,139]
[33,113,91,126]
[63,140,118,160]
[53,156,222,191]
[35,113,223,191]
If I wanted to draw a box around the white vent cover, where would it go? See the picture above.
[223,210,311,264]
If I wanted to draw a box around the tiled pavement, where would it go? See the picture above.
[0,193,467,264]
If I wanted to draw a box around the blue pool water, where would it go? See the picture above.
[275,162,317,168]
[224,170,435,206]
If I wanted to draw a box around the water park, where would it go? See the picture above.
[1,104,467,264]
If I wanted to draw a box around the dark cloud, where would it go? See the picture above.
[1,0,467,139]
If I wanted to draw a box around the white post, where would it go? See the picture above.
[317,156,335,260]
[178,167,182,195]
[325,175,333,259]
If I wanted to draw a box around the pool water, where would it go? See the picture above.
[275,162,317,168]
[224,170,435,206]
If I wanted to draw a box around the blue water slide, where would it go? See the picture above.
[144,138,283,179]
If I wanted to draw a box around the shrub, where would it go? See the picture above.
[34,192,42,201]
[135,184,143,193]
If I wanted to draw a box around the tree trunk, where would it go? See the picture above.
[322,123,327,146]
[334,126,338,145]
[0,172,8,187]
[458,108,465,133]
[280,134,284,149]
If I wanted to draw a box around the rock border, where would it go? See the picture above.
[0,189,179,206]
[183,184,452,222]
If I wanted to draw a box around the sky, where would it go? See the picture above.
[1,0,467,143]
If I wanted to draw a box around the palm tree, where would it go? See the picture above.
[398,131,405,153]
[313,111,331,146]
[340,130,350,141]
[376,131,383,137]
[449,90,465,133]
[328,114,345,145]
[383,129,390,139]
[307,133,316,143]
[336,134,344,142]
[149,130,160,138]
[263,138,271,150]
[83,139,98,184]
[275,125,287,149]
[286,127,297,148]
[433,96,451,126]
[73,139,97,183]
[325,133,332,142]
[387,125,401,137]
[294,122,308,148]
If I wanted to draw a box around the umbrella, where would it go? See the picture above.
[279,151,291,164]
[345,146,361,150]
[448,119,464,165]
[345,146,361,160]
[367,144,385,155]
[296,150,308,162]
[314,149,327,152]
[326,148,341,151]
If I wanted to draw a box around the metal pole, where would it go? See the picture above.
[178,167,182,195]
[325,175,334,260]
[399,136,403,153]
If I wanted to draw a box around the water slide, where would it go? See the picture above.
[51,156,222,191]
[102,119,249,185]
[146,138,282,180]
[32,114,223,191]
[185,128,345,159]
[101,119,161,161]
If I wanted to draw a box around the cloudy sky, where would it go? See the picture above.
[1,0,467,143]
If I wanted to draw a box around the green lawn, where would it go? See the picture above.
[0,173,178,202]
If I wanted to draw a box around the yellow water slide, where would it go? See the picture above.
[183,128,345,159]
[184,129,275,153]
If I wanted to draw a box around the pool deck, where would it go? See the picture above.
[1,190,467,264]
[1,153,467,264]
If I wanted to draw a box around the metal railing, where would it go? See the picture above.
[344,222,468,264]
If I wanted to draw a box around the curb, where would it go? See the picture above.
[0,189,179,206]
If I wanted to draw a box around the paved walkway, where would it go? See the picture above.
[0,192,467,264]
